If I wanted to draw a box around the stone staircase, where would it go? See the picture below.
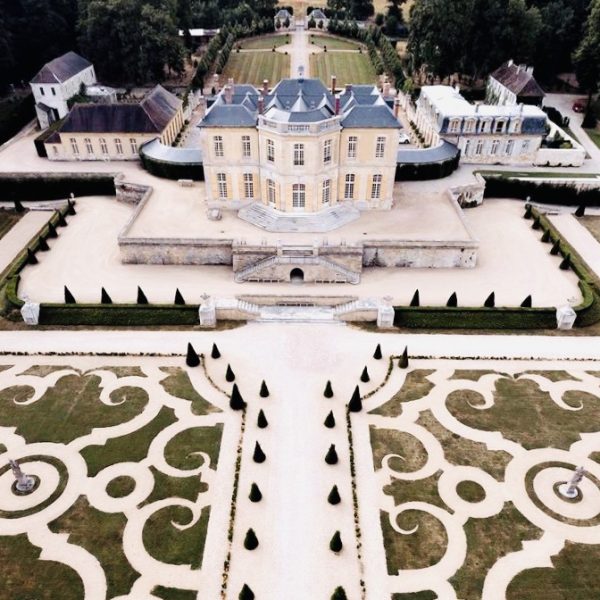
[238,202,361,232]
[256,305,342,323]
[333,297,379,319]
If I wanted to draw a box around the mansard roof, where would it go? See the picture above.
[490,61,545,98]
[31,52,92,84]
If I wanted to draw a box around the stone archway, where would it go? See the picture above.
[290,268,304,283]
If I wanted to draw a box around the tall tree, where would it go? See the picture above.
[574,0,600,120]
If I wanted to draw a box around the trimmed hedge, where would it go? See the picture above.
[0,173,116,201]
[0,94,34,146]
[139,153,204,181]
[395,154,460,181]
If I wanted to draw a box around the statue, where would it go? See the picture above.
[9,459,35,493]
[559,465,586,499]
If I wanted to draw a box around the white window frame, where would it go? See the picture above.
[293,143,304,166]
[464,118,476,133]
[70,138,79,155]
[371,174,382,199]
[521,140,530,154]
[214,135,224,157]
[100,138,108,155]
[323,139,332,165]
[115,138,123,155]
[347,136,357,159]
[243,173,254,199]
[375,136,386,158]
[242,135,251,158]
[266,139,275,163]
[84,138,94,155]
[217,173,227,199]
[130,138,138,154]
[292,183,306,208]
[463,139,471,156]
[510,118,521,134]
[267,178,276,205]
[475,140,484,155]
[322,179,331,205]
[344,173,355,199]
[479,119,492,134]
[449,118,461,133]
[505,139,515,156]
[490,139,500,155]
[494,119,506,134]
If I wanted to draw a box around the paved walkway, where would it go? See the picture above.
[289,24,310,78]
[0,211,51,274]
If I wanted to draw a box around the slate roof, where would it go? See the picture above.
[275,9,292,19]
[31,52,92,84]
[140,138,202,164]
[341,105,399,128]
[200,104,258,127]
[397,140,459,164]
[309,9,327,19]
[490,62,545,98]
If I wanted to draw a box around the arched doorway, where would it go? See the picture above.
[290,268,304,284]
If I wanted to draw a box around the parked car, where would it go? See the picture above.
[573,99,589,113]
[398,132,411,144]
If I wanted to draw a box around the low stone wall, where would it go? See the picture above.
[119,237,233,265]
[535,123,586,168]
[237,294,356,306]
[363,240,478,268]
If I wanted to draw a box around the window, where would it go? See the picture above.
[130,138,138,154]
[267,179,276,205]
[292,184,306,208]
[344,174,355,199]
[40,87,45,96]
[100,138,108,155]
[480,119,491,133]
[293,143,304,166]
[51,87,56,96]
[505,139,514,155]
[217,173,227,198]
[348,136,357,158]
[266,139,275,162]
[115,138,123,154]
[490,139,500,155]
[70,138,79,155]
[242,135,251,158]
[214,135,224,157]
[322,179,331,205]
[323,139,332,165]
[243,173,254,199]
[375,136,386,158]
[371,174,382,199]
[511,118,521,133]
[464,118,476,133]
[475,140,484,155]
[52,146,58,156]
[84,138,93,154]
[521,140,530,154]
[494,119,506,133]
[449,119,461,133]
[464,140,471,156]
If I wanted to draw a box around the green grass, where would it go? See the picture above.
[310,51,377,86]
[106,475,136,498]
[220,51,290,86]
[369,370,435,417]
[449,369,500,381]
[0,210,23,241]
[580,216,600,245]
[151,587,198,600]
[239,35,290,49]
[309,34,360,50]
[21,365,73,377]
[518,370,580,382]
[370,425,428,472]
[456,480,486,502]
[159,367,221,415]
[164,424,224,471]
[584,128,600,149]
[392,593,438,600]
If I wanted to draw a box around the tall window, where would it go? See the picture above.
[266,139,275,162]
[494,119,505,133]
[292,184,306,208]
[84,138,93,154]
[214,135,224,157]
[130,138,138,154]
[371,174,382,199]
[242,135,251,158]
[217,173,227,198]
[115,138,123,155]
[51,87,56,96]
[243,173,254,198]
[505,140,514,155]
[322,179,331,205]
[375,136,386,158]
[347,136,357,158]
[40,87,45,96]
[70,138,79,155]
[464,119,476,133]
[293,143,304,166]
[464,139,471,156]
[344,174,355,199]
[267,179,276,205]
[100,138,108,155]
[521,140,530,154]
[449,119,461,133]
[490,139,500,155]
[475,140,484,155]
[323,139,332,165]
[510,118,521,133]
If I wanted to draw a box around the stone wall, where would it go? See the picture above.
[119,238,233,265]
[363,241,478,268]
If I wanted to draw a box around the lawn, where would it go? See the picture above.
[580,216,600,245]
[220,51,290,86]
[238,35,291,50]
[310,51,378,86]
[309,34,360,50]
[584,127,600,150]
[0,210,24,241]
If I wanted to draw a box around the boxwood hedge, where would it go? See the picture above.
[0,173,116,201]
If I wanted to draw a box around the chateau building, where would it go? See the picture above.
[487,59,545,107]
[30,52,96,129]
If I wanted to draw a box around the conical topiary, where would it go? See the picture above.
[186,342,200,367]
[56,210,67,227]
[532,216,542,230]
[26,248,37,264]
[523,204,533,219]
[373,343,382,360]
[67,198,76,215]
[360,366,370,383]
[259,380,269,397]
[249,483,262,502]
[484,292,495,308]
[325,444,338,465]
[550,239,561,255]
[575,205,585,217]
[244,528,259,550]
[327,485,341,505]
[137,286,148,304]
[329,531,342,553]
[14,199,25,213]
[324,410,335,428]
[253,442,266,463]
[399,346,409,369]
[101,287,112,304]
[324,380,333,398]
[230,384,246,410]
[257,409,268,428]
[47,222,58,238]
[410,289,420,307]
[348,385,362,412]
[559,254,571,270]
[446,292,458,307]
[521,295,532,308]
[174,288,185,305]
[541,229,551,243]
[64,286,76,304]
[211,343,221,359]
[239,584,255,600]
[226,364,235,382]
[38,236,49,251]
[331,586,348,600]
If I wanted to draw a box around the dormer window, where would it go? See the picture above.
[448,118,461,133]
[494,119,507,133]
[464,118,476,133]
[479,119,492,134]
[510,118,521,133]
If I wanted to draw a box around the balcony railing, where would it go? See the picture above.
[259,115,342,135]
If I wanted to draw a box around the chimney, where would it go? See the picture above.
[383,78,391,97]
[335,95,341,115]
[224,85,233,104]
[393,97,401,119]
[258,96,264,114]
[526,65,534,76]
[345,83,353,94]
[508,59,514,67]
[262,79,269,96]
[331,75,337,95]
[213,73,219,93]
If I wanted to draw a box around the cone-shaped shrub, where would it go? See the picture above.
[253,442,266,463]
[64,286,76,304]
[324,380,334,398]
[541,230,551,243]
[56,210,67,227]
[373,343,382,360]
[348,385,362,412]
[325,444,338,465]
[446,292,458,307]
[14,199,25,213]
[101,287,112,304]
[360,366,370,383]
[211,343,221,359]
[324,410,335,428]
[523,204,533,219]
[38,236,49,251]
[329,531,342,553]
[67,199,76,215]
[186,343,200,367]
[174,288,185,305]
[225,364,235,382]
[259,380,269,398]
[47,222,58,238]
[239,584,255,600]
[559,254,571,270]
[26,248,37,264]
[230,384,246,410]
[521,295,532,308]
[328,485,341,505]
[399,346,409,369]
[244,528,259,550]
[410,289,420,307]
[550,239,561,255]
[249,483,262,502]
[331,586,348,600]
[257,409,268,428]
[575,205,586,217]
[484,292,495,308]
[532,216,541,230]
[137,286,148,304]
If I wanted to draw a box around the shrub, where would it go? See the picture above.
[259,380,269,398]
[226,364,235,382]
[551,239,561,255]
[399,346,409,369]
[532,216,542,230]
[26,248,37,264]
[484,292,495,308]
[360,366,370,383]
[325,444,338,465]
[186,342,200,367]
[523,204,533,219]
[137,286,148,304]
[249,483,262,503]
[67,199,76,215]
[410,289,420,307]
[348,386,362,412]
[327,485,341,505]
[541,230,551,243]
[64,286,76,304]
[329,531,342,553]
[174,289,185,305]
[324,410,335,428]
[239,584,255,600]
[211,343,221,359]
[331,587,348,600]
[101,288,112,304]
[244,528,259,550]
[324,380,334,398]
[575,205,586,217]
[14,199,25,213]
[447,292,458,307]
[47,222,58,238]
[257,409,268,428]
[253,442,266,463]
[230,384,246,410]
[38,237,49,251]
[560,255,571,270]
[521,295,533,308]
[373,343,382,360]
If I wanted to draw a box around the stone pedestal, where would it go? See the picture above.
[556,305,576,330]
[377,296,395,329]
[199,295,216,328]
[20,301,40,325]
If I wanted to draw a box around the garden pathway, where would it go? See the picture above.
[0,210,51,274]
[289,23,311,78]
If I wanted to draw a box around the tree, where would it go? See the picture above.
[373,343,382,360]
[541,229,551,242]
[186,342,200,367]
[137,286,148,304]
[239,584,255,600]
[524,204,533,219]
[574,0,600,126]
[521,295,533,307]
[67,198,76,215]
[211,343,221,359]
[13,199,24,213]
[324,410,336,428]
[331,587,348,600]
[38,237,49,251]
[174,288,185,305]
[230,383,246,410]
[308,16,316,28]
[324,380,334,398]
[284,16,290,27]
[325,444,338,464]
[101,287,112,304]
[329,531,342,552]
[47,222,58,238]
[226,364,235,382]
[328,485,341,504]
[447,292,458,307]
[575,205,586,217]
[259,380,269,397]
[399,346,409,369]
[249,483,262,502]
[253,441,266,463]
[64,286,76,304]
[559,255,571,270]
[56,210,67,227]
[360,366,370,383]
[484,292,495,308]
[410,289,420,307]
[257,409,268,428]
[348,386,362,412]
[551,239,561,255]
[244,528,259,550]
